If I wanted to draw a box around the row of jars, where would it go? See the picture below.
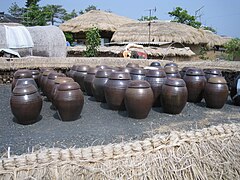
[9,61,239,124]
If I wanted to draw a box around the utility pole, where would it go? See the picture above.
[146,7,156,46]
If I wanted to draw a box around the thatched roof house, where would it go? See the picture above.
[59,10,136,45]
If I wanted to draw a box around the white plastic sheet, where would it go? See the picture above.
[4,25,34,49]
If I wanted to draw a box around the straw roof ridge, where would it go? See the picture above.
[60,10,137,33]
[111,21,208,45]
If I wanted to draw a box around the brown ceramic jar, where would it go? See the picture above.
[15,78,38,89]
[41,70,55,96]
[204,77,228,109]
[38,68,52,89]
[164,62,178,68]
[96,65,109,69]
[67,65,78,78]
[54,82,84,121]
[230,74,240,106]
[84,67,99,96]
[126,62,139,68]
[51,77,74,108]
[104,72,131,110]
[204,69,222,80]
[92,69,113,102]
[10,84,42,125]
[124,80,154,119]
[74,65,90,92]
[145,69,167,107]
[150,61,161,67]
[119,67,132,73]
[30,69,40,88]
[180,66,195,78]
[164,66,181,78]
[183,68,206,103]
[130,68,146,80]
[45,72,66,101]
[12,69,32,91]
[161,78,188,114]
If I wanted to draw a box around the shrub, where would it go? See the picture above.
[85,27,101,57]
[224,38,240,61]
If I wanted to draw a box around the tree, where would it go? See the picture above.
[138,16,158,21]
[85,27,101,57]
[43,5,66,25]
[8,2,24,18]
[203,26,217,34]
[168,7,201,28]
[25,0,40,8]
[63,9,78,21]
[80,5,97,14]
[224,38,240,61]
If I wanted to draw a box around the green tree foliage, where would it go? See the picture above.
[64,32,74,44]
[138,16,158,21]
[63,9,78,21]
[224,38,240,60]
[168,7,201,28]
[25,0,40,8]
[80,5,97,14]
[203,26,217,34]
[85,27,101,57]
[43,5,66,25]
[8,2,24,17]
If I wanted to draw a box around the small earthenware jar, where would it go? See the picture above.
[183,68,206,103]
[180,66,195,78]
[67,65,78,78]
[38,68,52,89]
[130,68,146,80]
[10,84,42,125]
[54,82,84,121]
[164,66,181,78]
[204,69,222,80]
[126,62,140,68]
[30,69,40,88]
[74,65,90,92]
[84,67,99,96]
[104,72,131,110]
[164,62,178,68]
[161,78,188,114]
[15,78,38,89]
[41,70,56,96]
[204,77,228,109]
[125,80,154,119]
[150,61,161,67]
[145,69,167,107]
[12,69,32,91]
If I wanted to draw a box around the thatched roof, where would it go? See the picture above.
[111,21,208,45]
[59,10,137,33]
[200,30,231,47]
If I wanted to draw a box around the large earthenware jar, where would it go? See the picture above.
[130,68,146,80]
[161,78,188,114]
[119,67,132,73]
[74,65,90,92]
[30,69,40,88]
[15,78,38,89]
[126,63,139,68]
[67,65,78,78]
[84,67,99,96]
[183,68,206,103]
[164,66,181,78]
[92,69,113,102]
[12,69,32,91]
[230,74,240,106]
[204,77,228,109]
[10,84,42,125]
[124,80,154,119]
[204,69,222,80]
[38,68,51,89]
[145,69,167,107]
[51,77,74,108]
[54,82,84,121]
[150,61,161,67]
[180,66,195,78]
[41,70,55,96]
[104,72,131,110]
[45,72,66,101]
[164,62,178,68]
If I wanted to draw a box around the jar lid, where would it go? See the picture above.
[208,77,227,84]
[128,80,151,88]
[164,62,178,67]
[58,82,80,91]
[186,68,205,76]
[87,67,99,74]
[126,62,139,68]
[165,78,186,87]
[31,70,40,75]
[130,68,146,75]
[14,69,32,79]
[12,84,38,95]
[119,67,132,73]
[204,69,222,75]
[48,72,66,80]
[95,69,113,78]
[76,65,90,72]
[109,72,131,80]
[71,65,78,71]
[164,66,179,73]
[40,68,53,73]
[181,66,195,72]
[96,65,109,69]
[43,70,54,76]
[146,69,166,77]
[54,77,74,84]
[150,61,161,67]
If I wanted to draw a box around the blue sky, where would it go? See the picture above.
[1,0,240,38]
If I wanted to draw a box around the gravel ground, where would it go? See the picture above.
[0,84,239,156]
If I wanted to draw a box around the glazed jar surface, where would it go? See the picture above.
[84,67,99,96]
[145,69,167,107]
[67,65,78,78]
[74,65,90,92]
[54,82,84,121]
[161,78,188,114]
[38,68,52,89]
[164,62,178,68]
[204,69,222,80]
[150,61,161,67]
[104,72,131,110]
[130,68,146,80]
[180,66,195,78]
[92,69,113,102]
[41,70,55,95]
[10,84,42,125]
[204,77,228,109]
[30,69,40,88]
[164,66,181,78]
[15,78,38,89]
[124,80,154,119]
[183,68,206,103]
[12,69,32,91]
[126,63,139,68]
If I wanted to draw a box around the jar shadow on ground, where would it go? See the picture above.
[53,112,82,122]
[12,115,43,125]
[88,96,96,102]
